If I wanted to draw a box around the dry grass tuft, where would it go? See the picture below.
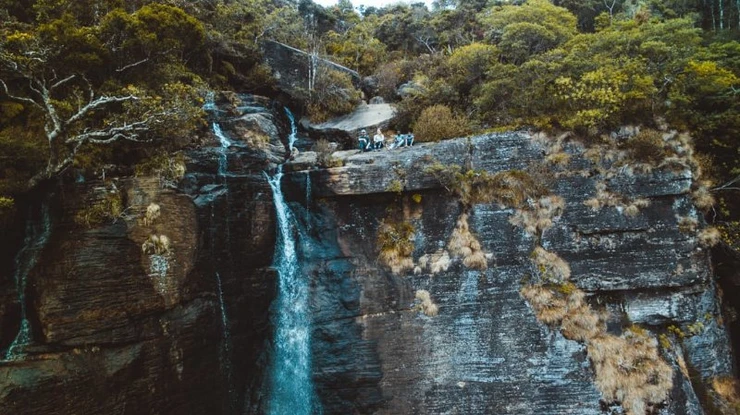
[377,220,416,274]
[510,195,565,236]
[531,247,571,283]
[143,203,161,226]
[712,376,740,412]
[588,330,673,415]
[698,227,721,248]
[677,215,699,233]
[142,234,171,255]
[692,181,716,211]
[415,289,439,317]
[416,249,451,275]
[448,213,488,270]
[585,182,651,217]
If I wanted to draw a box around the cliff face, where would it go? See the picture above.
[0,96,734,415]
[0,95,284,414]
[285,132,734,414]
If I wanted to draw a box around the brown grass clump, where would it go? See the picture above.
[427,163,544,208]
[698,227,721,248]
[587,329,673,415]
[416,249,451,275]
[692,180,716,211]
[413,104,471,143]
[521,246,673,413]
[510,195,565,236]
[531,247,571,283]
[448,213,488,270]
[377,220,416,274]
[711,377,740,413]
[585,182,651,217]
[677,215,699,233]
[415,290,439,317]
[142,234,171,255]
[143,203,161,227]
[624,129,668,165]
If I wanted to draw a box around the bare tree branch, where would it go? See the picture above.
[115,58,149,72]
[50,74,76,90]
[0,79,43,110]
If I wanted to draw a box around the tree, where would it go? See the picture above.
[0,5,204,190]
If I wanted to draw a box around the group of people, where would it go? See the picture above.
[358,128,414,152]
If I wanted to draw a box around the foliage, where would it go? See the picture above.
[427,162,545,208]
[74,189,123,227]
[313,139,342,168]
[413,105,470,142]
[377,219,415,274]
[305,68,361,123]
[623,129,668,164]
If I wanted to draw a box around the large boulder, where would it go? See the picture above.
[300,103,397,149]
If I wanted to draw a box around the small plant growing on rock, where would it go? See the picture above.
[75,190,124,228]
[314,139,343,168]
[377,220,416,274]
[427,163,543,208]
[510,195,565,237]
[135,153,187,187]
[530,247,571,283]
[142,234,171,255]
[143,203,161,226]
[624,129,668,165]
[414,290,439,317]
[698,227,721,247]
[386,179,403,194]
[448,213,488,270]
[415,249,451,275]
[677,216,699,233]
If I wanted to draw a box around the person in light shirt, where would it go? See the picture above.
[372,127,385,150]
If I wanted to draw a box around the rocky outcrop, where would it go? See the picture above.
[284,132,734,414]
[262,40,360,101]
[300,103,396,149]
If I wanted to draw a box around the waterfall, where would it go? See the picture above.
[4,202,52,360]
[265,108,319,415]
[204,93,236,412]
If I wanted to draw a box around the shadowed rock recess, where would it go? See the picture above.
[0,96,734,414]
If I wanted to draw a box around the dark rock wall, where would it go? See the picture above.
[286,133,735,414]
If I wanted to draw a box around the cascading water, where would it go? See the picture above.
[265,107,319,415]
[203,93,236,412]
[4,202,52,360]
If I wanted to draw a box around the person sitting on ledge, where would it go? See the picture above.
[373,127,385,150]
[358,129,369,152]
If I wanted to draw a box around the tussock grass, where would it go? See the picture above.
[416,249,451,275]
[698,227,721,248]
[142,234,171,255]
[415,289,439,317]
[510,195,564,236]
[143,203,161,226]
[377,220,416,274]
[448,213,488,270]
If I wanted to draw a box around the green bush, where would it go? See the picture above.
[313,139,343,168]
[413,105,470,143]
[307,68,362,123]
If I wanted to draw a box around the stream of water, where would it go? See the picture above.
[265,107,319,415]
[4,202,52,360]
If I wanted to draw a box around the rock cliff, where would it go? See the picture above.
[0,96,735,415]
[284,132,734,414]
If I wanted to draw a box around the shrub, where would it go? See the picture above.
[624,129,668,165]
[415,249,451,276]
[306,68,362,123]
[413,105,470,143]
[377,220,415,274]
[75,190,123,228]
[530,247,570,283]
[509,195,565,236]
[314,139,343,168]
[135,152,187,187]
